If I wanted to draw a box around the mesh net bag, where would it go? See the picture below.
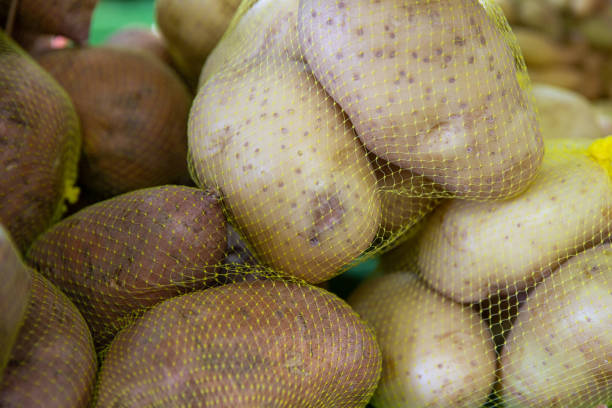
[0,233,96,408]
[0,30,80,253]
[94,275,382,407]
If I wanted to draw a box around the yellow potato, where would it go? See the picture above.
[532,83,603,140]
[499,243,612,408]
[298,0,544,199]
[155,0,242,86]
[188,0,380,283]
[349,273,496,408]
[417,138,612,303]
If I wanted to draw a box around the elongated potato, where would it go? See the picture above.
[0,225,31,382]
[349,273,496,408]
[0,31,80,253]
[36,46,192,198]
[417,137,612,303]
[499,243,612,408]
[298,0,543,199]
[155,0,242,86]
[188,0,381,283]
[27,186,226,347]
[532,83,603,140]
[96,279,382,407]
[0,271,96,408]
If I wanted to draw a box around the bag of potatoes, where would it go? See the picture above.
[187,0,543,284]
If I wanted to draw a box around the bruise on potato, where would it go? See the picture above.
[298,0,543,199]
[36,46,192,199]
[27,186,227,348]
[0,0,98,43]
[0,225,31,382]
[95,279,382,408]
[0,271,96,408]
[0,32,80,253]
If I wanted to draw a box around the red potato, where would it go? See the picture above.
[0,271,96,408]
[0,225,31,382]
[36,46,192,198]
[0,0,98,43]
[95,279,382,407]
[27,186,227,348]
[0,31,80,253]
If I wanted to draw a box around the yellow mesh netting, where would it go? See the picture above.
[0,0,610,407]
[0,30,80,253]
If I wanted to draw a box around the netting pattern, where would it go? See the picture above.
[0,31,80,253]
[35,46,192,198]
[0,271,97,408]
[95,278,382,408]
[27,185,227,348]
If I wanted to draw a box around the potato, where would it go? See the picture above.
[372,156,442,236]
[593,100,612,135]
[499,243,612,408]
[95,279,382,407]
[155,0,242,86]
[349,273,496,408]
[298,0,544,199]
[105,26,174,67]
[0,225,31,381]
[417,137,612,303]
[36,47,192,198]
[0,0,97,43]
[532,83,603,140]
[0,31,80,253]
[188,0,381,283]
[27,185,227,347]
[0,271,96,408]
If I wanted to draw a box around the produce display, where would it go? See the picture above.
[0,0,610,407]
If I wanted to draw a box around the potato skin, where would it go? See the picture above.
[0,225,31,381]
[36,46,192,198]
[499,243,612,408]
[188,0,380,283]
[0,32,80,253]
[27,186,227,347]
[417,138,612,303]
[0,271,96,408]
[95,279,382,408]
[298,0,543,199]
[105,27,174,67]
[349,273,496,408]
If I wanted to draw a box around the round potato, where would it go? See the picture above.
[0,31,80,253]
[349,273,496,408]
[532,83,603,140]
[499,243,612,408]
[27,185,226,348]
[155,0,242,86]
[36,46,192,198]
[95,279,382,407]
[298,0,543,199]
[0,225,31,381]
[417,138,612,303]
[0,271,96,408]
[188,0,381,283]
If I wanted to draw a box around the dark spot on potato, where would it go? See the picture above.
[468,56,475,64]
[374,49,383,58]
[311,10,317,17]
[480,35,487,45]
[356,27,364,36]
[454,36,465,46]
[326,18,333,25]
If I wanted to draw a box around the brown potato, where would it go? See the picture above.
[0,271,96,408]
[104,26,174,67]
[298,0,544,199]
[0,31,80,253]
[499,243,612,408]
[349,273,496,408]
[0,0,98,43]
[0,225,31,381]
[36,46,192,198]
[27,186,227,348]
[95,279,382,407]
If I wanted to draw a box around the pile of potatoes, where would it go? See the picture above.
[1,0,611,407]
